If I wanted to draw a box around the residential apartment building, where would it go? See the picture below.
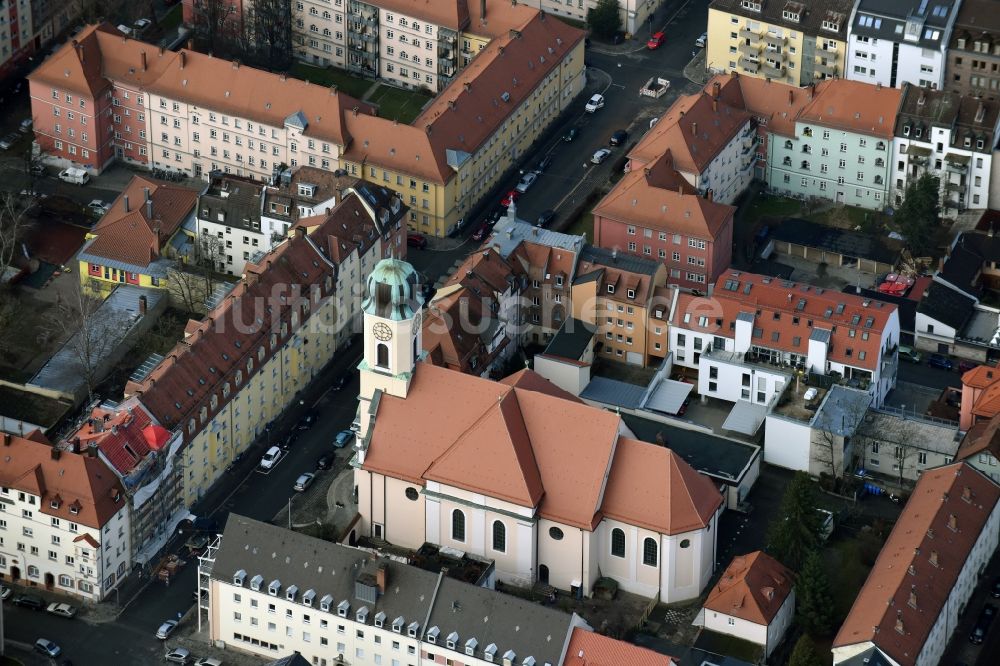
[78,176,199,293]
[957,414,1000,484]
[845,0,960,90]
[833,462,1000,666]
[63,402,185,565]
[959,363,1000,431]
[706,0,852,86]
[119,187,405,507]
[945,0,1000,98]
[854,409,962,484]
[570,246,668,367]
[260,167,346,246]
[0,0,79,82]
[202,514,671,666]
[30,17,584,238]
[423,248,522,377]
[0,432,130,602]
[891,83,1000,216]
[195,175,266,276]
[766,79,900,209]
[699,551,795,659]
[670,271,901,408]
[354,258,725,603]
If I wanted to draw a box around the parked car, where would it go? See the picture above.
[194,658,223,666]
[34,639,62,658]
[46,603,77,618]
[87,199,109,216]
[695,32,707,48]
[585,94,605,112]
[297,410,318,430]
[591,148,612,164]
[500,190,519,207]
[969,603,997,644]
[0,133,20,150]
[29,163,45,176]
[958,359,979,373]
[563,127,579,142]
[898,345,922,364]
[609,129,629,146]
[515,172,537,193]
[647,31,666,49]
[677,395,692,416]
[13,594,45,610]
[164,647,191,664]
[334,430,355,448]
[316,453,334,471]
[535,155,553,173]
[536,209,556,227]
[19,118,33,133]
[58,167,90,184]
[407,232,428,249]
[928,353,954,370]
[0,585,10,600]
[156,619,178,639]
[471,223,490,242]
[294,472,315,492]
[258,446,282,470]
[133,18,152,32]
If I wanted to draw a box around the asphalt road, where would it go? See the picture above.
[897,359,963,390]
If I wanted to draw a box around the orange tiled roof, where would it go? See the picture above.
[963,363,1000,389]
[375,0,470,30]
[65,404,155,475]
[564,627,675,666]
[798,78,902,140]
[672,271,897,370]
[704,551,794,625]
[0,432,125,529]
[956,415,1000,461]
[833,462,1000,666]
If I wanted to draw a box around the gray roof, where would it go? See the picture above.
[490,218,585,261]
[284,111,308,130]
[29,285,163,398]
[580,377,647,409]
[77,237,174,278]
[736,311,755,323]
[835,646,896,666]
[197,177,263,233]
[810,327,832,343]
[857,409,961,455]
[771,219,901,266]
[623,415,760,483]
[722,400,768,435]
[214,515,577,664]
[542,318,595,361]
[707,0,853,40]
[918,281,976,330]
[852,0,958,48]
[813,385,872,436]
[643,379,695,416]
[579,245,660,276]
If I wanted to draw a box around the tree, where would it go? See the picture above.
[587,0,622,39]
[796,550,834,636]
[788,634,823,666]
[767,472,824,571]
[189,0,243,56]
[896,172,940,257]
[242,0,292,70]
[0,192,34,280]
[166,234,226,314]
[811,389,871,483]
[44,283,133,403]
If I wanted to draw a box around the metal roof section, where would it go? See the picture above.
[722,400,768,435]
[284,110,308,130]
[580,376,647,410]
[489,218,585,261]
[809,327,832,343]
[643,379,695,416]
[812,385,872,436]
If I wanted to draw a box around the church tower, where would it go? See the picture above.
[356,259,423,449]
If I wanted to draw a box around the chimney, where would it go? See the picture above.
[233,60,240,70]
[51,447,61,461]
[788,90,794,106]
[691,122,698,136]
[976,102,986,124]
[139,295,148,315]
[87,443,98,458]
[713,81,720,99]
[123,195,129,213]
[809,83,815,99]
[376,563,388,593]
[481,0,486,20]
[895,615,905,635]
[180,52,186,70]
[678,184,684,195]
[713,98,718,112]
[876,82,882,91]
[918,90,926,106]
[146,197,153,220]
[2,433,9,446]
[141,51,147,72]
[187,39,194,50]
[707,189,714,202]
[76,42,85,65]
[159,45,165,56]
[295,226,306,238]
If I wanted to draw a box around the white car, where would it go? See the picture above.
[695,33,707,48]
[165,647,191,663]
[585,94,605,112]
[195,658,223,666]
[515,172,537,193]
[87,199,109,215]
[46,602,77,618]
[294,472,315,492]
[34,639,61,657]
[259,446,281,470]
[134,18,152,32]
[156,619,178,639]
[591,148,612,164]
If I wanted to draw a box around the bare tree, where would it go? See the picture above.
[0,192,34,280]
[810,391,872,484]
[166,234,227,314]
[44,283,133,403]
[855,414,925,489]
[242,0,292,69]
[189,0,242,55]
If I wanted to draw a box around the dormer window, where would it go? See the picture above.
[447,632,459,649]
[627,289,636,299]
[782,10,800,22]
[233,569,246,586]
[356,607,369,624]
[392,617,404,633]
[821,20,840,32]
[408,621,420,637]
[320,594,333,612]
[740,0,761,11]
[69,504,80,515]
[903,125,910,136]
[337,600,350,617]
[427,626,440,643]
[50,498,61,510]
[607,284,615,294]
[485,643,498,662]
[374,611,386,628]
[267,580,281,596]
[465,638,478,656]
[286,585,298,601]
[250,575,264,591]
[302,589,316,606]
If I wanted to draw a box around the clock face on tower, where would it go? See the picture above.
[372,322,393,341]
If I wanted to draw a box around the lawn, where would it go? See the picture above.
[741,194,807,229]
[288,63,374,100]
[367,84,434,124]
[564,211,594,240]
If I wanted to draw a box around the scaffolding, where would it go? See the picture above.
[196,534,221,634]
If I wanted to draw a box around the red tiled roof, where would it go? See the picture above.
[601,437,722,535]
[564,627,675,666]
[704,551,794,625]
[833,462,1000,665]
[0,432,126,529]
[672,271,898,370]
[956,415,1000,462]
[65,404,155,475]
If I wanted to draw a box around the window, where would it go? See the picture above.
[611,528,625,558]
[642,537,658,566]
[549,526,564,540]
[491,521,506,552]
[451,510,465,542]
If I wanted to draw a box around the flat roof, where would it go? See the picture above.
[623,414,759,484]
[541,318,595,361]
[771,219,901,265]
[580,377,647,409]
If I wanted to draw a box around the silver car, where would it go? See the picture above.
[515,172,537,193]
[294,472,315,492]
[591,148,612,164]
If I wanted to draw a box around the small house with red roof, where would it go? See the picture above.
[698,551,795,658]
[956,414,1000,484]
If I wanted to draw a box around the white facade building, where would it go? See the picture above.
[0,435,131,602]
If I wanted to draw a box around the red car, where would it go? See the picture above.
[647,32,666,49]
[471,223,490,242]
[407,232,427,249]
[500,190,519,207]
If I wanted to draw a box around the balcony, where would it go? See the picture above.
[945,180,967,194]
[739,27,760,41]
[438,46,453,58]
[438,57,455,68]
[763,33,787,48]
[738,57,761,74]
[738,42,761,56]
[814,60,838,77]
[945,153,970,173]
[762,62,786,78]
[763,47,786,62]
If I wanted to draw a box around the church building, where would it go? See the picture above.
[351,259,724,602]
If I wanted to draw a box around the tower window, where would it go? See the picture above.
[452,509,466,542]
[376,343,389,368]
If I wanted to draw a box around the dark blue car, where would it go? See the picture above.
[928,353,954,370]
